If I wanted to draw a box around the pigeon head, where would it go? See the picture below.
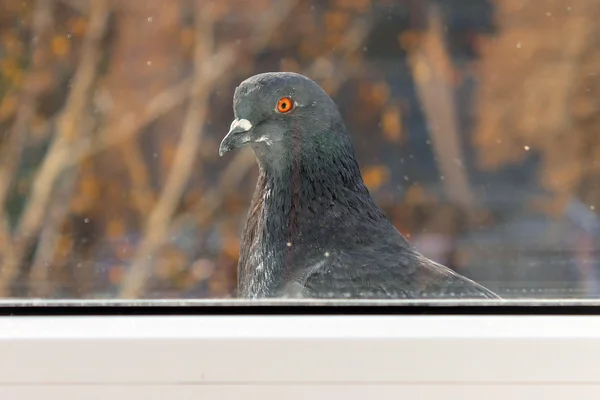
[219,72,354,171]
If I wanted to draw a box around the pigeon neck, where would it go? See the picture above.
[272,150,379,239]
[238,147,380,297]
[263,147,368,203]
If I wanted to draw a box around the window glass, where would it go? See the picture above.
[0,0,597,301]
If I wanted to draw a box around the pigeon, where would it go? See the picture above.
[219,72,500,300]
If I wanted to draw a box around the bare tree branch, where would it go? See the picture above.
[118,1,218,298]
[69,75,196,164]
[0,218,16,280]
[0,0,54,269]
[121,141,156,215]
[306,16,373,94]
[118,0,298,298]
[68,0,302,167]
[407,3,476,208]
[0,0,110,296]
[169,149,256,232]
[27,170,78,297]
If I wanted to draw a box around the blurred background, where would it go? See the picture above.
[0,0,599,299]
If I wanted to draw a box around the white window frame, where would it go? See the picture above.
[0,299,599,399]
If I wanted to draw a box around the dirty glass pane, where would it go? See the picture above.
[0,0,597,301]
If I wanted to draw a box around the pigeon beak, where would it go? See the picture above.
[219,118,253,156]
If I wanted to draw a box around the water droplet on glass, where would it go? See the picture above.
[148,17,153,22]
[524,145,530,151]
[546,12,552,17]
[67,33,72,39]
[84,218,89,223]
[516,42,522,48]
[147,61,152,66]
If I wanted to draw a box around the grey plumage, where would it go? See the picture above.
[219,72,500,300]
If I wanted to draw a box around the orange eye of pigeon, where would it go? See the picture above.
[276,97,293,113]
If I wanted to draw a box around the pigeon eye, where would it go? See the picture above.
[276,97,294,113]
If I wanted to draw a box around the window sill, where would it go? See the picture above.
[0,307,599,399]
